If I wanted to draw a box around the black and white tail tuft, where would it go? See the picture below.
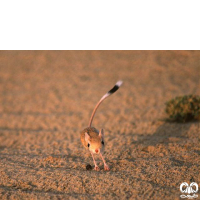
[88,80,123,127]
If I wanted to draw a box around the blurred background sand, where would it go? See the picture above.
[0,51,199,199]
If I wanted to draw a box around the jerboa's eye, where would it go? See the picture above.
[101,141,104,145]
[87,143,90,147]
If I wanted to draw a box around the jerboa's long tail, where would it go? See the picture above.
[88,80,123,127]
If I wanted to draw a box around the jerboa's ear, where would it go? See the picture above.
[85,132,90,142]
[99,129,104,139]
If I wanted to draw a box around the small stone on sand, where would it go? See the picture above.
[86,164,92,170]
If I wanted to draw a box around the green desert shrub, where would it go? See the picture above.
[165,95,200,122]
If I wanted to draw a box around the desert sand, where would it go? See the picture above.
[0,51,199,200]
